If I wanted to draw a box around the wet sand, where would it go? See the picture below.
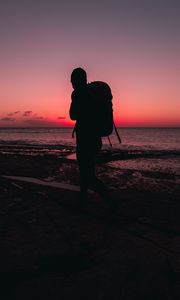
[0,152,180,299]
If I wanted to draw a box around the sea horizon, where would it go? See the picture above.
[0,126,180,129]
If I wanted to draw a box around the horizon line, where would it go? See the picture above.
[0,126,180,129]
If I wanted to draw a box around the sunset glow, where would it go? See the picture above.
[1,0,180,127]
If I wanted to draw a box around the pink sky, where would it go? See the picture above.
[0,0,180,127]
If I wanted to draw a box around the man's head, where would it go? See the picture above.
[71,67,87,90]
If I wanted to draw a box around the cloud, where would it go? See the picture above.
[0,112,69,127]
[21,115,67,126]
[22,115,47,126]
[7,111,20,116]
[23,118,54,127]
[23,110,33,117]
[57,116,66,120]
[1,117,15,121]
[33,116,44,120]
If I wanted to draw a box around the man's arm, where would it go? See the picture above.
[69,91,79,120]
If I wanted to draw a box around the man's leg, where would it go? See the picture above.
[79,170,88,208]
[88,153,118,212]
[77,155,90,208]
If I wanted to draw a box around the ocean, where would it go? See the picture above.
[0,127,180,175]
[0,127,180,149]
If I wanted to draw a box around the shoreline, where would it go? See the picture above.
[0,150,179,299]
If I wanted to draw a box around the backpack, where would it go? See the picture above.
[87,81,113,137]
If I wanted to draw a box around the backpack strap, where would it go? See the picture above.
[113,122,122,144]
[72,125,76,138]
[108,136,112,147]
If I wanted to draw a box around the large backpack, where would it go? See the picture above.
[87,81,113,137]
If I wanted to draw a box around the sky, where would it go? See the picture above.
[0,0,180,127]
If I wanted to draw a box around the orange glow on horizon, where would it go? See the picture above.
[0,1,179,128]
[0,108,180,128]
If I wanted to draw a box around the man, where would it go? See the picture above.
[69,67,116,211]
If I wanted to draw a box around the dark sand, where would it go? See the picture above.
[0,152,180,300]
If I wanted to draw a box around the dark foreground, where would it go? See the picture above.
[0,153,180,300]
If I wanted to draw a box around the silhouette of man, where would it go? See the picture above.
[69,67,116,210]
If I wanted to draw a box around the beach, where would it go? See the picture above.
[1,0,180,296]
[0,137,180,299]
